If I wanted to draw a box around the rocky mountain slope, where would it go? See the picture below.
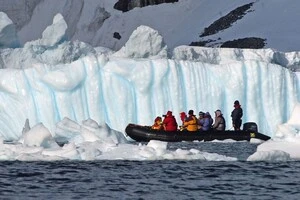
[0,0,299,52]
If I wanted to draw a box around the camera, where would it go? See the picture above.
[162,115,166,117]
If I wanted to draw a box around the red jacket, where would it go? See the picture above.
[163,115,178,131]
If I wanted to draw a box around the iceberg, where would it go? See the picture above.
[0,13,300,161]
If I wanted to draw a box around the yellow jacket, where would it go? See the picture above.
[183,115,198,131]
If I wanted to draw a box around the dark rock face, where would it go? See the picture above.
[221,37,266,49]
[190,39,218,47]
[87,7,111,32]
[191,2,266,49]
[113,32,122,40]
[200,3,254,37]
[191,37,266,49]
[114,0,178,12]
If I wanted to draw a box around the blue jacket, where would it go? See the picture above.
[198,117,210,131]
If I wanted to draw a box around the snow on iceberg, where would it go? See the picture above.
[0,12,20,48]
[40,13,67,47]
[113,25,168,59]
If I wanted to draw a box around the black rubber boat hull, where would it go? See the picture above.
[125,123,271,142]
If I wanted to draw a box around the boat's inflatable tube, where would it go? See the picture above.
[125,122,271,142]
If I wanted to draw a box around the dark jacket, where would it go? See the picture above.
[231,106,243,125]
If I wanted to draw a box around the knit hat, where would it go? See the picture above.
[234,100,240,105]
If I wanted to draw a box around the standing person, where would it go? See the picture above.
[212,110,226,131]
[162,111,178,131]
[183,110,198,131]
[231,100,243,131]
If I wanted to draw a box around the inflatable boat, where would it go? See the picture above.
[125,122,271,142]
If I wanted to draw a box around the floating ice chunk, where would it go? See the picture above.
[147,140,168,150]
[82,120,128,144]
[80,126,100,143]
[82,118,100,129]
[19,123,59,148]
[22,118,31,135]
[56,117,81,136]
[203,152,237,161]
[42,142,79,160]
[249,138,264,144]
[247,150,290,161]
[249,138,300,160]
[76,141,103,161]
[54,117,127,146]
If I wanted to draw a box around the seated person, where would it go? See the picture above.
[179,112,187,131]
[151,116,162,130]
[205,112,214,128]
[197,111,205,130]
[212,110,226,131]
[198,112,210,131]
[182,110,198,131]
[162,111,178,131]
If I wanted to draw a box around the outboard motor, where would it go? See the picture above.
[243,122,258,132]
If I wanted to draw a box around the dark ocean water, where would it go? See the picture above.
[1,142,300,200]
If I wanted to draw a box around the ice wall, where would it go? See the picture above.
[0,51,298,140]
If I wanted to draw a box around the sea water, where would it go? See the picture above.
[1,142,300,199]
